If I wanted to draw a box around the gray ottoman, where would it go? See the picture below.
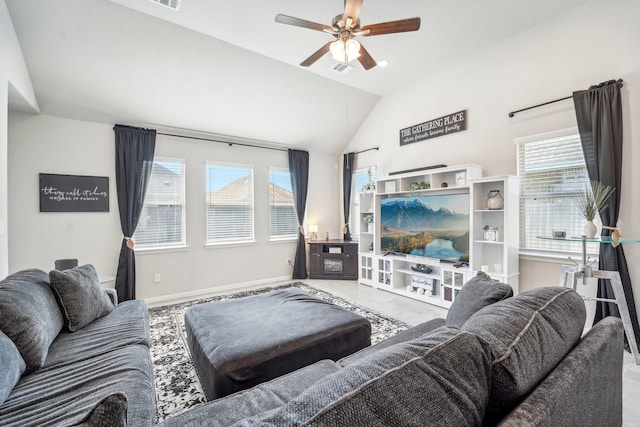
[184,287,372,400]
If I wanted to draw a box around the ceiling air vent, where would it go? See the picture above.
[332,62,353,74]
[149,0,181,11]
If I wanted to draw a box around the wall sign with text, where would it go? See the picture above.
[399,110,468,146]
[39,173,109,212]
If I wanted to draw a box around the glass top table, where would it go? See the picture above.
[537,235,640,365]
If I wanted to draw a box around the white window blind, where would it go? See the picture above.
[269,168,298,240]
[350,167,377,236]
[206,163,254,244]
[134,159,186,249]
[517,130,599,254]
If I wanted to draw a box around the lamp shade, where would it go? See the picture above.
[308,224,319,233]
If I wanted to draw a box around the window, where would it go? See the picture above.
[349,167,377,236]
[517,129,598,254]
[134,158,186,249]
[269,168,298,240]
[206,163,254,244]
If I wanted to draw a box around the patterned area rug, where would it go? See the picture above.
[148,282,410,422]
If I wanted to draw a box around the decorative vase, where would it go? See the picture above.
[367,223,373,233]
[486,190,504,210]
[583,221,597,238]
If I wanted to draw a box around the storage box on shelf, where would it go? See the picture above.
[469,175,519,293]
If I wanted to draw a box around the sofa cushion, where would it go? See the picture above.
[157,360,340,427]
[238,326,493,427]
[49,264,114,332]
[461,286,586,423]
[43,300,150,368]
[445,271,513,327]
[0,330,26,406]
[73,393,127,427]
[0,344,155,427]
[0,268,64,373]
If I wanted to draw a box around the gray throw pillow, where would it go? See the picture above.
[461,286,586,423]
[73,393,128,427]
[0,268,64,373]
[241,326,494,427]
[49,264,114,332]
[445,271,513,327]
[0,329,26,406]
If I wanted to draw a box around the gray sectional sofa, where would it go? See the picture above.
[0,267,156,426]
[1,266,625,426]
[159,273,625,427]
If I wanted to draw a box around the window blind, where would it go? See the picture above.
[268,168,298,240]
[517,131,599,254]
[134,159,186,249]
[206,163,254,244]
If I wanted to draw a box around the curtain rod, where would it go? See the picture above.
[508,96,573,118]
[354,147,379,155]
[156,132,289,152]
[508,80,624,118]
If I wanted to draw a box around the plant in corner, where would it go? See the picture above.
[570,180,615,238]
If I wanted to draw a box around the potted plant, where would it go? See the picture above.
[363,214,374,233]
[570,180,615,238]
[361,181,376,193]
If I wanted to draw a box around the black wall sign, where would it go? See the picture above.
[399,110,468,146]
[39,174,109,212]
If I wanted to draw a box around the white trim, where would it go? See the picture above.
[135,245,189,255]
[144,275,292,307]
[514,127,578,145]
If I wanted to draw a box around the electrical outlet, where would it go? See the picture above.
[153,273,161,283]
[287,258,292,265]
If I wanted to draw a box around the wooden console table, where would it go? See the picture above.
[308,240,358,280]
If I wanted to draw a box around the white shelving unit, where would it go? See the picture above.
[357,165,519,308]
[469,175,519,293]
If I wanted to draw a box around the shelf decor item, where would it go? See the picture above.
[486,190,504,210]
[483,225,499,242]
[408,181,430,191]
[569,180,615,238]
[363,214,374,233]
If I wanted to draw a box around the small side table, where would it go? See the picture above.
[538,236,640,365]
[308,240,358,280]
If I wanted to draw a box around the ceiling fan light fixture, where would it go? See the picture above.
[330,38,361,63]
[330,40,345,60]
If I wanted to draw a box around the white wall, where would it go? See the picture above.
[0,0,38,278]
[344,0,640,307]
[7,113,342,301]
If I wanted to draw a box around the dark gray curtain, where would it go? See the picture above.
[343,152,355,240]
[288,149,309,279]
[114,124,156,301]
[573,79,640,350]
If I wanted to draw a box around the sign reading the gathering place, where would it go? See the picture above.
[39,173,109,212]
[399,110,468,146]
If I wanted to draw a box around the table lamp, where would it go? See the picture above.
[309,224,318,241]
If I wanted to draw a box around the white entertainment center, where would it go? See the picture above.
[358,164,519,309]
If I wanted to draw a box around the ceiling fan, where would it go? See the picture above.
[275,0,421,70]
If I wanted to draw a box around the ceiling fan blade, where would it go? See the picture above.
[300,41,332,67]
[357,44,377,70]
[361,17,421,36]
[343,0,363,28]
[275,14,334,33]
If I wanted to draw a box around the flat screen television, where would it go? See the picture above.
[379,193,470,262]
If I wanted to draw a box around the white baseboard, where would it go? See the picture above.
[144,275,293,307]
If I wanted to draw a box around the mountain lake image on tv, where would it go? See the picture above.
[380,193,470,262]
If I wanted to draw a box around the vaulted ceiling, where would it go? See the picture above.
[6,0,589,154]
